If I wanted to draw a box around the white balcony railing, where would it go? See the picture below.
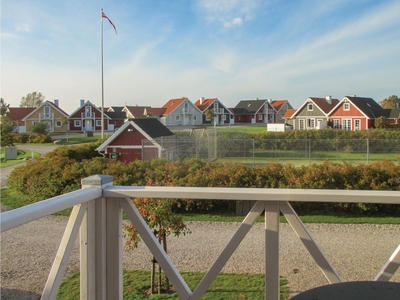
[1,175,399,300]
[39,113,54,120]
[82,112,95,119]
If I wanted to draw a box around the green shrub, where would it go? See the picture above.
[13,133,29,143]
[27,133,52,143]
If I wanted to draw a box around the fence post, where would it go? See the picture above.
[81,175,114,300]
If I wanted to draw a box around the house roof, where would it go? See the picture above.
[282,109,297,119]
[234,100,268,114]
[162,97,187,115]
[68,100,110,119]
[123,106,152,118]
[308,97,339,114]
[95,118,174,152]
[383,108,400,119]
[107,106,125,113]
[104,111,126,119]
[270,100,289,112]
[194,98,217,112]
[344,96,386,118]
[144,107,166,116]
[7,107,36,121]
[22,100,69,120]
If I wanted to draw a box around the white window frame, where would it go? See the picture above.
[175,115,180,121]
[55,120,62,127]
[222,114,226,121]
[343,119,352,131]
[96,120,102,126]
[299,119,305,130]
[308,118,315,129]
[307,104,313,111]
[333,119,340,129]
[354,119,361,131]
[44,106,50,114]
[344,103,350,111]
[258,114,263,121]
[75,120,81,127]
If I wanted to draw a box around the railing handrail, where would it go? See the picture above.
[103,186,400,204]
[1,187,101,232]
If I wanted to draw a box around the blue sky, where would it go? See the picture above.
[2,0,400,114]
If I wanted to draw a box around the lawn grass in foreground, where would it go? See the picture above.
[57,270,288,300]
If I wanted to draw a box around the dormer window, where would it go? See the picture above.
[307,104,313,111]
[344,103,350,111]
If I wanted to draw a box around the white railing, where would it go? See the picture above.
[1,175,399,300]
[39,113,54,120]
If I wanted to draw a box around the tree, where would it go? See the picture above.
[374,116,387,129]
[30,122,49,135]
[1,98,17,162]
[20,91,45,107]
[62,117,69,142]
[205,109,216,121]
[380,95,399,109]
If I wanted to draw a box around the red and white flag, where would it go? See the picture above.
[102,11,117,35]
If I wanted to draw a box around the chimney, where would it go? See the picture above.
[326,95,332,105]
[199,97,205,104]
[80,99,85,107]
[54,99,59,106]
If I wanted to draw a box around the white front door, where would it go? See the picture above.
[85,120,92,131]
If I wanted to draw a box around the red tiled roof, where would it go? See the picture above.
[194,98,217,112]
[283,109,296,118]
[7,107,36,121]
[162,98,186,115]
[270,100,287,111]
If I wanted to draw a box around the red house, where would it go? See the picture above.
[69,100,112,132]
[95,118,175,163]
[328,96,386,130]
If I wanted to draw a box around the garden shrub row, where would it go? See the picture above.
[7,141,400,215]
[13,133,52,143]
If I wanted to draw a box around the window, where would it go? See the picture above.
[193,116,197,121]
[299,119,305,130]
[222,114,226,121]
[307,104,313,111]
[354,119,361,131]
[85,106,92,117]
[75,120,81,127]
[333,119,340,129]
[175,115,180,121]
[307,118,315,128]
[55,121,62,127]
[44,106,50,114]
[344,103,350,111]
[343,119,352,131]
[96,120,102,126]
[258,114,263,120]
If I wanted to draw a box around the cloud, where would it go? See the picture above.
[197,0,261,28]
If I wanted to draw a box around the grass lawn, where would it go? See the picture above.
[57,270,288,300]
[0,149,41,168]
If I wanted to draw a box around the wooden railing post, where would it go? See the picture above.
[81,175,113,300]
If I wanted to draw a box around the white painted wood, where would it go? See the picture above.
[95,197,107,300]
[106,198,123,300]
[191,201,265,300]
[374,244,400,281]
[41,204,86,300]
[1,188,101,232]
[80,200,96,300]
[265,201,280,300]
[119,198,192,300]
[279,201,341,284]
[104,186,400,204]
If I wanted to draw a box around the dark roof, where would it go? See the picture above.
[308,97,339,114]
[383,108,400,119]
[230,107,248,114]
[346,96,386,118]
[104,111,126,119]
[130,118,174,139]
[234,100,266,113]
[108,106,125,113]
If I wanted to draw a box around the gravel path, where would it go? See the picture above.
[1,215,399,299]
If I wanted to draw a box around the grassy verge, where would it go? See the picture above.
[57,270,288,300]
[0,149,41,168]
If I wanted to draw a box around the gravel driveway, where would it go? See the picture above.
[1,216,399,299]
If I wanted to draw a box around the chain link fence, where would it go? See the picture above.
[143,135,400,165]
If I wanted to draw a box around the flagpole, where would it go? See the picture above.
[101,8,105,139]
